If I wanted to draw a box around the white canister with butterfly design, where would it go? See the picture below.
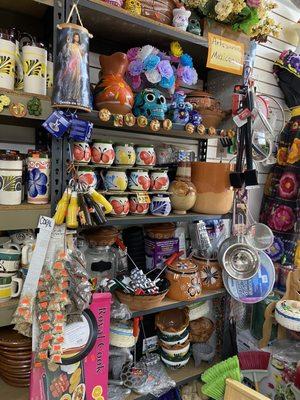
[0,159,23,205]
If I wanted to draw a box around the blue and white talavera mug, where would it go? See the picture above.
[150,195,171,216]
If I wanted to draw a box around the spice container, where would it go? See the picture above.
[0,154,23,205]
[27,151,51,204]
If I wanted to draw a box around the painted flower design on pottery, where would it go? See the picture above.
[287,138,300,164]
[201,265,221,288]
[279,172,298,199]
[268,205,295,232]
[187,276,201,297]
[277,147,288,166]
[28,168,47,198]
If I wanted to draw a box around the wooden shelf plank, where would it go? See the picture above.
[0,203,51,230]
[131,289,226,317]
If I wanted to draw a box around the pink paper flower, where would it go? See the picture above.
[279,172,298,199]
[247,0,260,7]
[127,47,139,62]
[268,205,295,232]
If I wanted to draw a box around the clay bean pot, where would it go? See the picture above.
[191,254,223,290]
[186,91,225,128]
[155,308,189,335]
[191,162,234,214]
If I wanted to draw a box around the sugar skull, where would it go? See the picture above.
[133,89,167,121]
[172,7,191,31]
[187,13,201,35]
[169,90,192,125]
[189,110,202,126]
[124,0,142,15]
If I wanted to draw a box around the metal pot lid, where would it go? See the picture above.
[222,243,260,280]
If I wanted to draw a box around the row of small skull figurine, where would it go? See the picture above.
[133,88,202,126]
[173,8,201,35]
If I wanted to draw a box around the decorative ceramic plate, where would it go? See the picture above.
[275,300,300,332]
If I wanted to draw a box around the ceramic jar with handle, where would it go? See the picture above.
[166,257,202,301]
[0,156,23,205]
[129,194,149,215]
[73,141,91,164]
[102,169,128,192]
[0,34,16,90]
[128,170,150,191]
[0,275,23,302]
[115,143,136,166]
[150,170,169,191]
[27,152,51,204]
[109,195,130,217]
[91,141,115,165]
[150,194,171,216]
[136,145,156,166]
[0,245,21,274]
[78,168,98,189]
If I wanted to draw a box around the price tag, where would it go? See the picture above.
[137,192,151,204]
[38,215,55,231]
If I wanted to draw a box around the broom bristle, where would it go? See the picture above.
[238,351,271,371]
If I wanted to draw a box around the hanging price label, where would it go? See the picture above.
[136,192,151,204]
[38,216,55,231]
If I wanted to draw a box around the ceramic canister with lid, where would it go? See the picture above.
[128,169,150,191]
[22,44,47,96]
[91,141,115,165]
[150,195,171,216]
[27,152,51,204]
[0,35,16,90]
[150,170,169,191]
[166,257,202,301]
[0,156,23,205]
[136,145,156,166]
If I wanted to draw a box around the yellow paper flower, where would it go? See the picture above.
[215,0,233,21]
[170,41,183,57]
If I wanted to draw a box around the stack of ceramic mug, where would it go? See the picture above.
[0,327,32,387]
[0,244,23,303]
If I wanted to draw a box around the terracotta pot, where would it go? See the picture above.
[189,317,215,343]
[145,223,176,240]
[94,52,134,114]
[84,227,118,246]
[198,109,224,128]
[169,162,197,214]
[165,258,202,301]
[191,255,223,290]
[191,162,234,214]
[155,308,189,334]
[186,91,224,128]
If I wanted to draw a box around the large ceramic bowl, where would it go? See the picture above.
[155,308,189,336]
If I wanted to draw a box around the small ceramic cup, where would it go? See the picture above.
[109,195,130,217]
[128,170,150,191]
[0,275,23,302]
[150,170,169,191]
[136,145,156,166]
[0,246,21,274]
[129,195,149,215]
[73,142,91,164]
[91,141,115,165]
[150,195,171,216]
[115,143,136,166]
[78,168,98,189]
[101,169,128,192]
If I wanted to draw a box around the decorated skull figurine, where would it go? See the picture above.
[169,90,192,125]
[189,110,202,126]
[173,7,191,31]
[187,13,201,35]
[133,88,168,121]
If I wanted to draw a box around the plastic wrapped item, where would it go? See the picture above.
[109,346,133,380]
[133,353,176,397]
[108,385,131,400]
[192,343,215,367]
[110,297,132,320]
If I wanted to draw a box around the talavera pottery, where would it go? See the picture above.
[191,255,223,290]
[150,195,171,216]
[150,170,169,191]
[91,141,115,165]
[94,52,134,114]
[160,339,190,358]
[0,275,23,302]
[102,169,128,191]
[109,195,129,217]
[128,170,150,191]
[161,350,190,369]
[0,37,15,90]
[133,88,167,121]
[222,251,275,304]
[191,162,234,214]
[158,328,189,346]
[0,157,22,205]
[275,300,300,332]
[73,141,91,163]
[129,195,149,215]
[78,168,97,189]
[136,145,156,166]
[166,258,202,301]
[0,246,21,273]
[23,44,47,96]
[115,143,136,166]
[170,161,196,214]
[156,308,189,336]
[27,154,51,204]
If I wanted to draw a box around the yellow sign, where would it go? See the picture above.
[136,192,151,204]
[206,33,244,76]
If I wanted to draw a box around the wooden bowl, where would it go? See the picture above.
[116,285,169,311]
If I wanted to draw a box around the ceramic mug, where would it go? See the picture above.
[0,159,23,205]
[129,195,149,215]
[0,275,23,302]
[109,195,130,217]
[136,145,156,166]
[0,38,16,90]
[128,170,150,191]
[78,168,98,189]
[22,44,47,95]
[0,246,21,273]
[27,156,51,204]
[150,195,171,216]
[73,142,91,164]
[115,144,136,166]
[21,242,35,268]
[9,230,35,246]
[91,141,115,165]
[150,170,169,191]
[101,169,128,192]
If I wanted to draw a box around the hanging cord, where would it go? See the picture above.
[66,1,84,26]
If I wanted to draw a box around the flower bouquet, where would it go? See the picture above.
[126,42,198,92]
[184,0,281,42]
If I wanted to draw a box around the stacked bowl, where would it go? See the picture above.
[0,327,32,387]
[155,309,190,369]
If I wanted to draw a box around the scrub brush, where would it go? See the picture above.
[202,369,241,400]
[238,351,271,392]
[202,355,240,383]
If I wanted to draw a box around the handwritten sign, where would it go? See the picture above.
[206,33,244,76]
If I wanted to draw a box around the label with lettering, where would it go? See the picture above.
[137,192,151,204]
[207,33,244,76]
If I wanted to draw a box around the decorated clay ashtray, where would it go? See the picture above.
[275,299,300,332]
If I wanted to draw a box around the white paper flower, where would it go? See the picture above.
[145,69,162,83]
[138,45,155,61]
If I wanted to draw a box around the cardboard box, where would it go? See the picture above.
[145,238,179,271]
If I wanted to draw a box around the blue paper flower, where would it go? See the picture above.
[143,54,160,71]
[28,168,47,198]
[180,54,193,67]
[160,75,175,89]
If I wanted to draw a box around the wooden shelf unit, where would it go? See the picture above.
[0,203,51,230]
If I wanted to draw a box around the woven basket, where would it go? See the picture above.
[116,287,169,311]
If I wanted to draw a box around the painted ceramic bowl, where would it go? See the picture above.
[150,195,171,216]
[161,350,190,369]
[160,339,190,358]
[109,195,129,217]
[157,328,190,346]
[275,299,300,332]
[155,308,189,336]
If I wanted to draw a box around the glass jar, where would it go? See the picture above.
[85,245,118,291]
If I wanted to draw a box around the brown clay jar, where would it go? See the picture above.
[191,254,223,290]
[165,258,202,301]
[186,91,224,128]
[84,226,118,246]
[169,162,197,214]
[191,162,234,214]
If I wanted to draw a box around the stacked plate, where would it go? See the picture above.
[0,327,32,387]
